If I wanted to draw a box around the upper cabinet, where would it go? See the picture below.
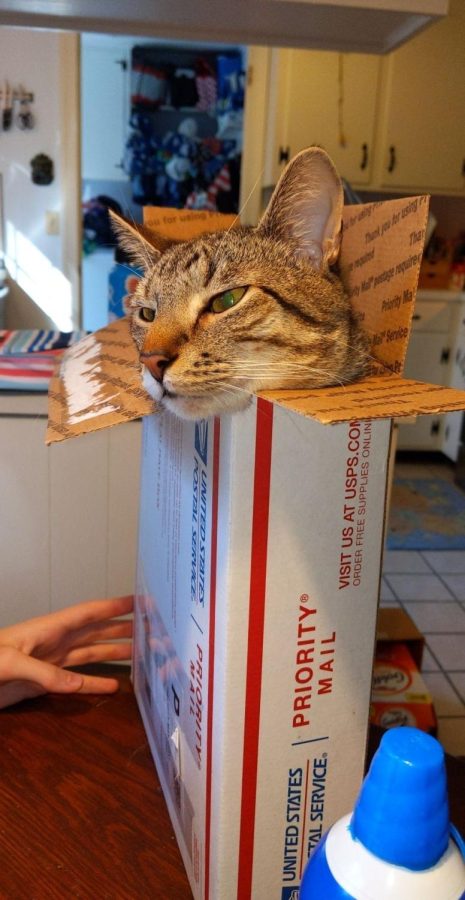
[266,49,381,186]
[0,0,448,57]
[265,0,465,196]
[375,1,465,191]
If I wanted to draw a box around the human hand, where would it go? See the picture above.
[0,595,133,709]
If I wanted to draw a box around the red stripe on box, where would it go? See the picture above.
[237,398,274,899]
[205,417,221,900]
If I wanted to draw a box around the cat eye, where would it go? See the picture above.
[139,307,156,322]
[210,287,247,314]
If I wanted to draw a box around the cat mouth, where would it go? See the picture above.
[162,387,178,400]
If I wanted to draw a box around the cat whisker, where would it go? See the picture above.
[118,262,143,279]
[341,337,397,377]
[229,359,318,368]
[229,364,349,384]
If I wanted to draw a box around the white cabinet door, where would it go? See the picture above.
[376,2,465,192]
[49,431,109,610]
[106,421,142,597]
[398,331,447,451]
[49,422,142,610]
[81,44,130,182]
[442,302,465,461]
[0,412,141,627]
[0,415,50,625]
[268,49,380,187]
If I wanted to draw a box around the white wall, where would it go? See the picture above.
[0,28,77,330]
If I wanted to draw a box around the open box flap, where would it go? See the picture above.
[46,198,465,444]
[142,206,238,239]
[260,376,465,425]
[47,317,155,444]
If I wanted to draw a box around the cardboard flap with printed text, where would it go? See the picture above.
[47,199,465,444]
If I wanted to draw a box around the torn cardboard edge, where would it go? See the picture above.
[47,320,155,444]
[46,196,465,445]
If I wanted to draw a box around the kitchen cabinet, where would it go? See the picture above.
[266,49,381,187]
[0,391,141,627]
[375,0,465,192]
[0,412,51,626]
[0,0,447,57]
[443,300,465,460]
[263,0,465,197]
[397,292,465,459]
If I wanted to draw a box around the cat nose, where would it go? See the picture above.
[141,352,172,383]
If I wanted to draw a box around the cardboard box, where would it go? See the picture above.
[46,198,465,899]
[372,608,436,734]
[376,606,425,669]
[371,642,437,734]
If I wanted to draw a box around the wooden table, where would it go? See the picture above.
[0,665,191,900]
[1,666,464,899]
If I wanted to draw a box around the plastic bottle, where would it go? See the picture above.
[300,727,465,899]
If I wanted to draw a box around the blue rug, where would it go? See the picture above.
[387,478,465,550]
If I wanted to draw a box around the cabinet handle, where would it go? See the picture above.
[462,159,465,178]
[360,143,368,170]
[387,146,396,173]
[412,313,421,320]
[278,146,290,165]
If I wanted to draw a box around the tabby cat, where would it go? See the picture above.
[110,147,368,420]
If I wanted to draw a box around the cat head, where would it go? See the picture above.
[110,147,368,420]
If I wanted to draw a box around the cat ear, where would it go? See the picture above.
[108,210,161,270]
[258,147,344,271]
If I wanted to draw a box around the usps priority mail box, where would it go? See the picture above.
[45,194,465,898]
[132,398,391,899]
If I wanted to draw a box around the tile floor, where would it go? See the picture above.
[381,456,465,757]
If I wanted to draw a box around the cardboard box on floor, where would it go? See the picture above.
[372,608,436,735]
[371,641,437,735]
[47,198,465,900]
[376,607,425,670]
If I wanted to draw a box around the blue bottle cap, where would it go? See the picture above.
[350,727,449,870]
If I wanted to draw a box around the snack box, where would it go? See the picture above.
[371,641,437,734]
[46,199,465,899]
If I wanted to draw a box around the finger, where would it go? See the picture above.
[70,674,120,695]
[63,641,133,667]
[0,647,83,694]
[68,618,133,647]
[4,597,135,653]
[49,596,134,631]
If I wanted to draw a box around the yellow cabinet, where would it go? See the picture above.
[266,48,381,187]
[376,1,465,192]
[260,2,465,197]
